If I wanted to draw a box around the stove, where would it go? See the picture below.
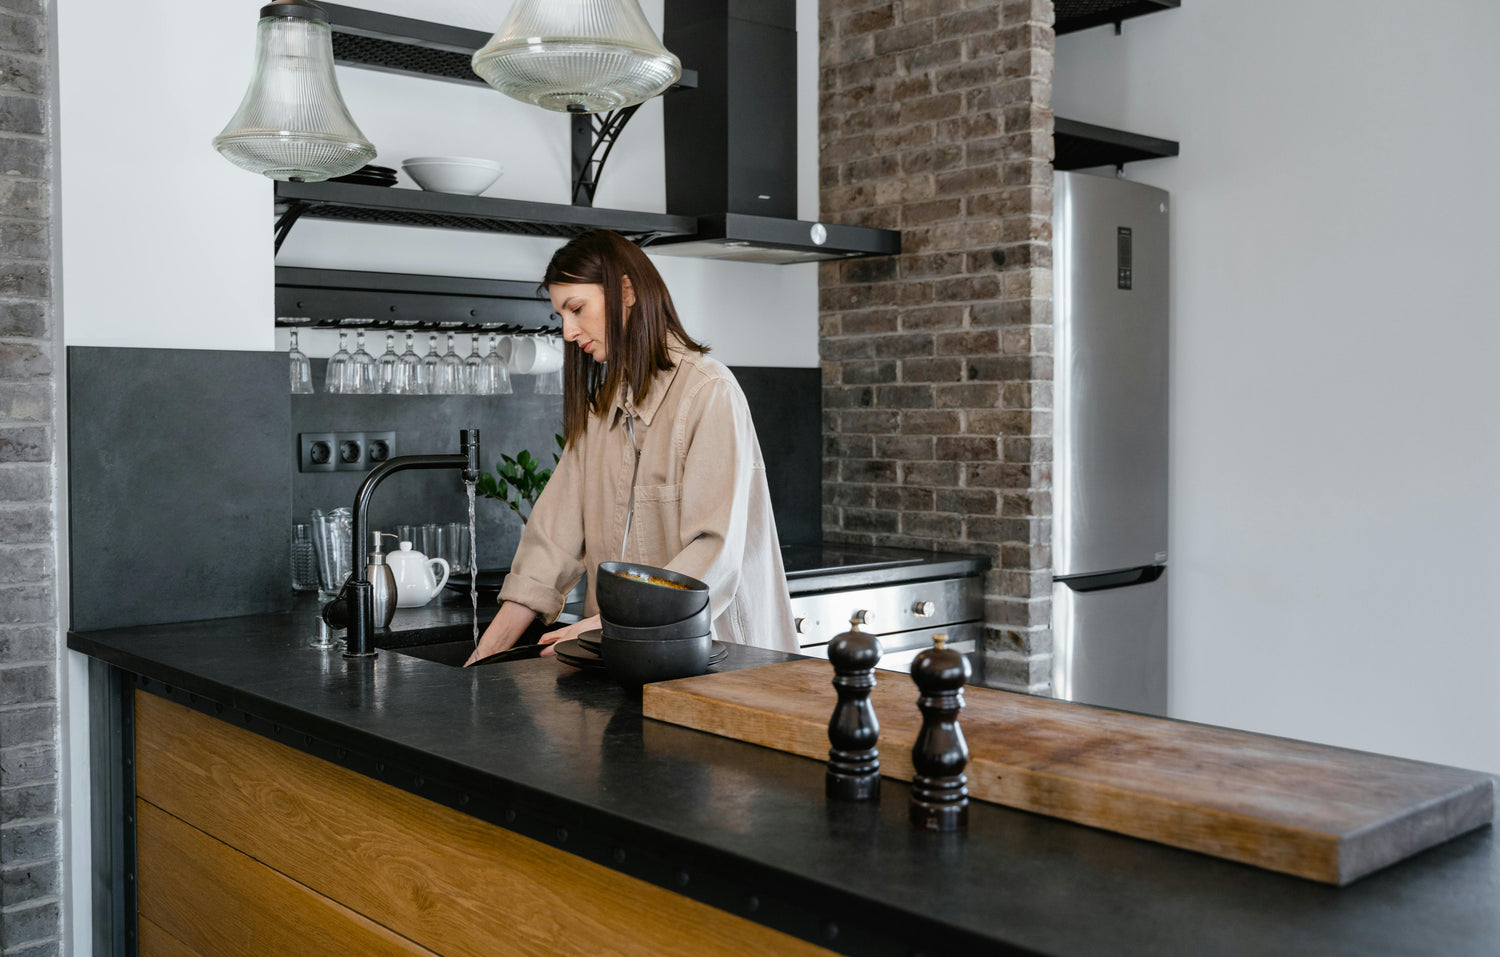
[779,543,987,673]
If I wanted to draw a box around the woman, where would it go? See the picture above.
[465,230,796,664]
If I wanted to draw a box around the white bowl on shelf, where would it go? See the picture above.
[401,156,503,195]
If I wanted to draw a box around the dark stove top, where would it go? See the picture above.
[778,543,925,578]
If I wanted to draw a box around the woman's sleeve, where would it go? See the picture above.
[664,377,756,618]
[496,440,587,622]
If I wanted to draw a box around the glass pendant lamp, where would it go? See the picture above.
[213,1,376,181]
[471,0,681,113]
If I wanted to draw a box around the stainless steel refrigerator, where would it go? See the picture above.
[1051,171,1170,715]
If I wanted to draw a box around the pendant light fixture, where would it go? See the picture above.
[471,0,682,114]
[213,0,376,182]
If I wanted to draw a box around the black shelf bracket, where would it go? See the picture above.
[570,70,698,208]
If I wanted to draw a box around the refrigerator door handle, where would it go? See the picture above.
[1056,564,1165,593]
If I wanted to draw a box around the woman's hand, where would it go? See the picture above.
[537,614,601,658]
[464,600,537,666]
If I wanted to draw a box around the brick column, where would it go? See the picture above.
[0,0,62,952]
[819,0,1055,691]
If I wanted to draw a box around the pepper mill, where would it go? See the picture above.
[826,617,883,801]
[909,633,971,831]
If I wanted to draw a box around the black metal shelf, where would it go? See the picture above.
[275,181,698,251]
[1055,0,1179,35]
[274,267,559,334]
[1054,117,1178,170]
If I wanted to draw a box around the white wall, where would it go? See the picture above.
[1055,0,1500,772]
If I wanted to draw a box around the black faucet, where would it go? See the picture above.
[335,429,481,659]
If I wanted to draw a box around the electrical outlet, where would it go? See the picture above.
[365,431,396,465]
[298,431,397,472]
[299,433,336,473]
[335,434,366,471]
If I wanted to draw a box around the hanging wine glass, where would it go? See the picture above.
[350,331,378,394]
[288,329,314,394]
[421,333,441,393]
[376,332,399,394]
[463,333,483,394]
[435,332,465,395]
[480,333,512,395]
[324,331,352,394]
[393,332,425,395]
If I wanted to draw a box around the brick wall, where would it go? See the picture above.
[0,0,61,953]
[818,0,1055,690]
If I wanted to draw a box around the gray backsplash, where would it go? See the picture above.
[292,373,563,571]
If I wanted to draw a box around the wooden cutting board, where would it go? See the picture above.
[642,660,1494,884]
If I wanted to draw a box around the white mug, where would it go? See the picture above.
[509,336,564,375]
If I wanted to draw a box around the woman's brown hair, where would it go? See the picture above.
[544,230,707,448]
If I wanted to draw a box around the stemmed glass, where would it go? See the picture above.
[435,333,465,395]
[324,331,352,394]
[351,331,378,394]
[288,330,313,394]
[392,332,426,395]
[463,334,483,394]
[479,333,512,395]
[376,333,399,394]
[421,333,441,392]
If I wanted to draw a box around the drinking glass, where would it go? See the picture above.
[434,333,464,395]
[288,330,314,394]
[463,333,483,394]
[421,333,441,393]
[351,331,378,394]
[310,507,353,600]
[393,332,426,395]
[478,333,512,395]
[534,367,563,395]
[376,333,399,394]
[445,521,470,574]
[291,523,319,591]
[324,331,352,394]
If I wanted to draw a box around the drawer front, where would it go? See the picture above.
[788,577,981,646]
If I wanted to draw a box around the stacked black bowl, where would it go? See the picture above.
[595,561,713,685]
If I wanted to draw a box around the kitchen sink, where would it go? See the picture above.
[375,621,550,668]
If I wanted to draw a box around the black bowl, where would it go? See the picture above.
[595,561,709,628]
[600,632,712,685]
[600,603,712,641]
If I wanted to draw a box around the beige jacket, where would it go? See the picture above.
[498,342,797,651]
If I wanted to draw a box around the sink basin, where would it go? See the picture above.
[376,619,552,668]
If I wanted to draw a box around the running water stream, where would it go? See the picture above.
[466,483,479,645]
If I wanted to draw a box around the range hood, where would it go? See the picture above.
[648,214,899,264]
[654,0,899,264]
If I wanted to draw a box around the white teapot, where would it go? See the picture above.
[387,541,450,608]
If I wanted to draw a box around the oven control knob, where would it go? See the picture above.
[852,609,875,627]
[794,617,807,635]
[912,600,935,618]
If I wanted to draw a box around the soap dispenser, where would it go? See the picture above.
[366,532,398,628]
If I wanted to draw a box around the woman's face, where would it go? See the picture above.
[550,277,634,362]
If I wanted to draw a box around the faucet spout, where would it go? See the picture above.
[335,429,481,659]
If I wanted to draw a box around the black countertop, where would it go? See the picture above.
[69,601,1499,956]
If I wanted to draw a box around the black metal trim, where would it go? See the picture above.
[1054,117,1179,171]
[89,660,137,957]
[1055,0,1180,35]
